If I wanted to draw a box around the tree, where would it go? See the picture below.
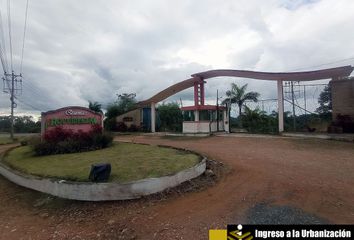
[0,115,40,133]
[88,101,103,114]
[157,102,183,132]
[316,84,332,115]
[105,93,137,119]
[243,106,267,121]
[104,93,137,130]
[222,83,260,128]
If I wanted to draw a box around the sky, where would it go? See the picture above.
[0,0,354,117]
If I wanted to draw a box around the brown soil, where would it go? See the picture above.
[1,135,354,239]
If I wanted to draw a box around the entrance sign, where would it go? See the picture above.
[41,106,103,136]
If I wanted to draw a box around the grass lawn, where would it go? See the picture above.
[0,133,36,145]
[0,136,14,145]
[2,143,201,183]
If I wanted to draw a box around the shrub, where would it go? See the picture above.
[32,125,113,156]
[92,133,113,148]
[128,124,139,132]
[44,127,71,143]
[33,141,56,156]
[116,122,128,132]
[328,114,354,133]
[104,117,117,131]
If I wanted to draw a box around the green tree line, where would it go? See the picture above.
[0,116,41,133]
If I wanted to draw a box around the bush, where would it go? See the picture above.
[104,118,117,131]
[116,122,128,132]
[32,125,113,156]
[92,133,113,148]
[329,114,354,133]
[128,124,139,132]
[33,141,56,156]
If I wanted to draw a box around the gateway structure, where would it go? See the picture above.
[124,66,354,134]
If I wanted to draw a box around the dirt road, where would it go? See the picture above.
[1,135,354,239]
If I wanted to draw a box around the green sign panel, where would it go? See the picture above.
[46,117,98,127]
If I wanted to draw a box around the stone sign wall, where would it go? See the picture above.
[41,106,103,136]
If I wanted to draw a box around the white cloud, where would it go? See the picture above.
[0,0,353,116]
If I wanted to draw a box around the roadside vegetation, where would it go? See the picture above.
[31,125,113,156]
[157,102,183,132]
[224,82,335,133]
[104,93,137,131]
[0,115,40,133]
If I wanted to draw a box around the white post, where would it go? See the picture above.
[151,102,156,133]
[277,80,284,133]
[224,110,229,133]
[194,110,199,121]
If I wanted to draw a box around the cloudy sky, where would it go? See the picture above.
[0,0,354,117]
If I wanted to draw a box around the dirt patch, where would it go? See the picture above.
[1,135,354,239]
[143,159,229,202]
[246,203,329,224]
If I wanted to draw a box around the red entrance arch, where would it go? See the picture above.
[138,65,354,133]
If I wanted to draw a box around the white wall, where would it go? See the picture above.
[183,121,224,133]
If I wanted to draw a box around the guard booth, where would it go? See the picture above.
[181,105,227,133]
[181,80,229,134]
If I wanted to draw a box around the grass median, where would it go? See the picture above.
[3,142,200,183]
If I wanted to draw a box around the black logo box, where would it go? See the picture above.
[227,225,354,240]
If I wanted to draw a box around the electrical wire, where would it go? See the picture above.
[0,6,9,73]
[22,80,42,94]
[0,46,7,73]
[290,56,354,72]
[20,0,29,74]
[7,0,13,72]
[14,96,42,112]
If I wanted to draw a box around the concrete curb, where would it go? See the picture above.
[0,147,206,201]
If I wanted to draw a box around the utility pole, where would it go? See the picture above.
[290,81,296,131]
[303,85,307,117]
[3,71,21,140]
[216,89,219,131]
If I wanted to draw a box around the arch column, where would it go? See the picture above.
[277,80,284,133]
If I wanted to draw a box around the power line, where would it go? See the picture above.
[22,80,43,96]
[0,6,9,73]
[0,0,31,140]
[20,0,29,74]
[7,0,13,71]
[0,46,7,73]
[290,56,354,72]
[14,96,42,112]
[284,98,315,115]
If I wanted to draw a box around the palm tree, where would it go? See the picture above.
[88,101,103,114]
[222,83,260,128]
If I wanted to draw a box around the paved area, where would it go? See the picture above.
[0,135,354,239]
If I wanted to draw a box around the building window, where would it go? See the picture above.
[218,110,223,121]
[183,111,195,121]
[199,110,210,121]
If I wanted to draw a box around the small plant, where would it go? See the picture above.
[128,124,139,132]
[116,122,128,132]
[328,114,354,133]
[32,125,113,156]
